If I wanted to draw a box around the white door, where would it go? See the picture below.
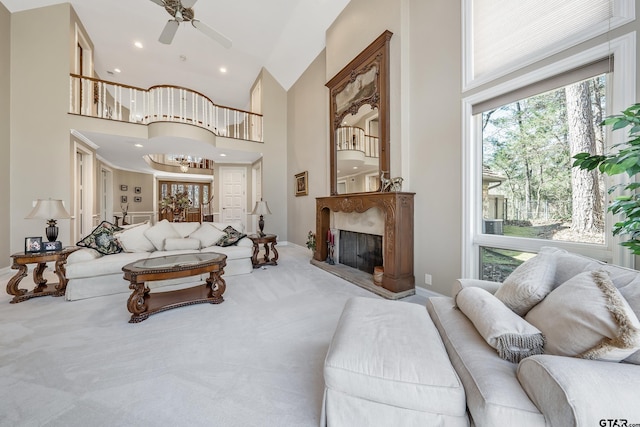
[220,167,246,229]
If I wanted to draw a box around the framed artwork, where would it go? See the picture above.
[134,196,142,203]
[120,185,128,191]
[121,195,128,203]
[25,237,42,253]
[295,171,308,196]
[134,187,142,194]
[43,241,62,251]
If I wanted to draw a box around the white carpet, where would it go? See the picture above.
[0,245,424,426]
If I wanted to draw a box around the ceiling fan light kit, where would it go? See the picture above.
[151,0,232,48]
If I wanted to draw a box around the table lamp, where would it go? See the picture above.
[25,198,71,242]
[251,200,272,237]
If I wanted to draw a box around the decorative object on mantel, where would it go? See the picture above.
[305,231,316,252]
[160,191,192,222]
[326,229,336,265]
[380,171,404,192]
[25,198,72,242]
[251,199,272,237]
[295,171,308,196]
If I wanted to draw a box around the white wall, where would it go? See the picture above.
[0,2,10,267]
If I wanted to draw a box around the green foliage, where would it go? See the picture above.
[305,231,316,252]
[160,191,191,216]
[573,103,640,254]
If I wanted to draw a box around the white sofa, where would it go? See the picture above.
[323,247,640,426]
[65,220,253,301]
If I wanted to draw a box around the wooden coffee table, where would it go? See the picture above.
[122,252,227,323]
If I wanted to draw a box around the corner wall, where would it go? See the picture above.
[0,2,10,267]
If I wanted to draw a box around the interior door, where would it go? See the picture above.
[220,167,246,228]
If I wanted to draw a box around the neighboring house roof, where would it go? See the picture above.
[482,166,506,183]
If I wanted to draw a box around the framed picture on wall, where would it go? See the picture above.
[134,187,141,194]
[295,171,308,196]
[121,195,128,203]
[120,185,128,191]
[134,196,142,203]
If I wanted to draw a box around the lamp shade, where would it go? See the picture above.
[25,199,71,220]
[251,200,272,216]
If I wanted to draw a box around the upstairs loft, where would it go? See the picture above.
[68,73,264,173]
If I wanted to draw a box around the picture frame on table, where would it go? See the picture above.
[295,171,308,196]
[120,185,128,191]
[25,237,42,253]
[43,241,62,251]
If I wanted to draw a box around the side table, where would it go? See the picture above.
[248,234,278,268]
[6,247,79,304]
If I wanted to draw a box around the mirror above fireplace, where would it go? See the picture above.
[326,31,392,195]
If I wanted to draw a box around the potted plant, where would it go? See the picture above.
[305,231,316,252]
[573,103,640,254]
[160,191,192,222]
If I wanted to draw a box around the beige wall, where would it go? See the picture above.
[0,2,10,267]
[113,169,156,214]
[287,50,329,249]
[10,4,73,252]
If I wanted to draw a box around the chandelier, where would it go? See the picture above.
[178,158,189,173]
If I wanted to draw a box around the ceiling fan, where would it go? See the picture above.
[150,0,232,48]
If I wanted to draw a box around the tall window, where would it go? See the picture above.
[462,34,636,279]
[159,180,210,209]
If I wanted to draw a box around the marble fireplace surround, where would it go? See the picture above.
[313,192,415,298]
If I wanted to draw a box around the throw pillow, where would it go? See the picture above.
[456,286,544,363]
[143,219,181,251]
[114,222,155,253]
[212,221,244,233]
[217,225,247,247]
[494,250,558,316]
[619,278,640,365]
[525,270,640,362]
[170,222,200,238]
[189,223,227,248]
[163,237,201,251]
[76,221,123,255]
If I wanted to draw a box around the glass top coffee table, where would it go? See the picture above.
[122,252,227,323]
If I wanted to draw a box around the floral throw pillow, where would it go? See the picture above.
[217,226,247,247]
[77,221,123,255]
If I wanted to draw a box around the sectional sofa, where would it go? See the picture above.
[64,220,253,301]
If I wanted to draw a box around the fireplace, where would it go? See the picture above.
[313,192,415,298]
[339,230,383,274]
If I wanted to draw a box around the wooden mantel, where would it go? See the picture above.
[315,192,415,294]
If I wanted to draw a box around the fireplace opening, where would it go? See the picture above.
[339,230,383,274]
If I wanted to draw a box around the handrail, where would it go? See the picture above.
[336,126,379,158]
[69,73,263,143]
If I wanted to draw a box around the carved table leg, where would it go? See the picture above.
[53,257,69,295]
[32,262,48,293]
[7,264,28,302]
[251,242,260,268]
[207,269,226,303]
[263,243,271,263]
[127,281,151,323]
[270,241,279,264]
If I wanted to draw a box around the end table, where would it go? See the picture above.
[7,247,79,304]
[248,234,278,268]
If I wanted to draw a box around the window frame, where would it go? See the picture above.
[462,33,636,278]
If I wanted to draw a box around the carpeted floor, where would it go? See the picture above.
[0,245,425,427]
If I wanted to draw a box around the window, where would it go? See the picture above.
[463,34,636,279]
[159,180,210,209]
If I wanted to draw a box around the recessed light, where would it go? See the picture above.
[134,41,143,49]
[134,143,143,148]
[220,67,227,73]
[220,153,227,157]
[114,68,121,73]
[353,166,358,169]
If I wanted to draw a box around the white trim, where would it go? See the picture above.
[462,0,635,91]
[462,33,636,278]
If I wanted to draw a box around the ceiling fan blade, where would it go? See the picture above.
[149,0,165,6]
[182,0,198,8]
[159,20,180,44]
[192,20,232,49]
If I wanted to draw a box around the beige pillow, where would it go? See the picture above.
[525,270,640,362]
[163,237,201,251]
[494,250,557,316]
[189,223,227,248]
[143,219,181,251]
[114,222,155,253]
[456,286,544,363]
[170,222,200,238]
[212,221,244,233]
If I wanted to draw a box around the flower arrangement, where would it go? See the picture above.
[305,231,316,251]
[160,191,191,220]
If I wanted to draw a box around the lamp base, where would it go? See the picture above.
[45,224,59,242]
[258,215,266,237]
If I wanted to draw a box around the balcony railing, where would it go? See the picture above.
[336,126,379,158]
[69,73,263,143]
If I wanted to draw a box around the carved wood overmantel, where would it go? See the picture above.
[315,192,415,294]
